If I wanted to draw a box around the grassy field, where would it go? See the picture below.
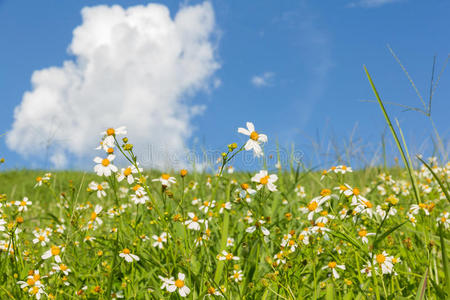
[0,140,449,299]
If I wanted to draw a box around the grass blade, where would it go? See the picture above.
[416,155,450,204]
[364,65,421,204]
[415,268,428,300]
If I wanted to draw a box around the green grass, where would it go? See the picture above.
[0,160,448,299]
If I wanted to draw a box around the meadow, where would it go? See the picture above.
[0,72,449,300]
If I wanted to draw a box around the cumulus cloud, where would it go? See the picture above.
[251,72,275,87]
[348,0,403,8]
[7,2,219,169]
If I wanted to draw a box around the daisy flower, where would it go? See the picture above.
[93,155,118,177]
[32,229,50,246]
[437,211,450,229]
[230,270,243,282]
[336,165,352,174]
[199,200,216,213]
[217,250,240,261]
[152,173,176,187]
[238,122,268,157]
[238,183,257,198]
[184,213,204,231]
[42,245,64,263]
[88,181,109,198]
[357,227,375,244]
[101,126,127,147]
[251,170,278,192]
[119,248,139,262]
[373,251,394,275]
[51,263,71,276]
[219,202,232,214]
[117,164,142,184]
[88,205,103,229]
[226,237,235,247]
[15,197,32,212]
[152,232,168,249]
[246,220,270,236]
[161,273,190,297]
[322,261,345,279]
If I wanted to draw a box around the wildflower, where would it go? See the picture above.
[343,185,367,204]
[119,248,139,262]
[101,126,127,147]
[357,227,375,244]
[153,173,176,187]
[246,220,270,236]
[93,154,118,176]
[336,165,352,174]
[15,197,32,212]
[184,213,204,231]
[117,164,142,184]
[217,250,240,261]
[32,229,50,246]
[111,290,125,298]
[274,251,286,266]
[238,183,257,198]
[87,205,103,229]
[238,122,268,157]
[88,181,109,198]
[199,200,216,213]
[322,261,345,279]
[251,170,278,192]
[230,270,243,282]
[160,273,190,297]
[300,197,327,221]
[295,185,306,198]
[437,211,450,229]
[373,251,394,275]
[42,245,64,263]
[152,232,168,249]
[219,202,232,214]
[409,203,431,216]
[226,237,235,247]
[51,263,71,276]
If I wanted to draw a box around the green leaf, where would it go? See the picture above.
[439,224,450,296]
[415,268,428,300]
[326,282,335,300]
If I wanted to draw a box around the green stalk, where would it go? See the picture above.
[364,66,421,204]
[213,181,231,283]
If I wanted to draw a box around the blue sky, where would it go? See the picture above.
[0,0,449,170]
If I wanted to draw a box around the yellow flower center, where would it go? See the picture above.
[353,188,360,195]
[342,165,347,170]
[364,201,373,208]
[90,212,97,221]
[122,248,130,254]
[316,222,325,228]
[192,216,199,222]
[320,211,328,216]
[97,185,103,191]
[175,279,185,288]
[288,240,295,246]
[51,246,61,256]
[225,253,233,260]
[60,264,68,271]
[376,254,386,264]
[358,229,367,237]
[39,236,45,241]
[107,147,114,154]
[124,167,132,176]
[20,201,27,206]
[328,261,337,268]
[241,183,249,190]
[106,128,115,136]
[36,177,42,182]
[250,131,259,141]
[161,174,170,180]
[234,273,240,279]
[157,237,163,242]
[260,176,269,185]
[320,189,331,197]
[30,286,39,295]
[101,158,110,166]
[441,217,447,223]
[203,201,209,207]
[133,184,141,191]
[307,201,318,211]
[27,278,36,286]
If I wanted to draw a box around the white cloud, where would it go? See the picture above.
[348,0,402,8]
[251,72,275,87]
[7,2,219,169]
